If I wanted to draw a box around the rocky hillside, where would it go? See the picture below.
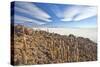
[11,25,97,65]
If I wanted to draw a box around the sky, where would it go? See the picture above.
[11,1,97,28]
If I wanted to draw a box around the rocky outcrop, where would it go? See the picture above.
[11,25,97,65]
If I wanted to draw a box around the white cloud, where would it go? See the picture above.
[61,18,72,21]
[14,15,46,25]
[14,15,33,22]
[61,6,97,22]
[61,6,82,21]
[15,2,51,22]
[73,7,97,21]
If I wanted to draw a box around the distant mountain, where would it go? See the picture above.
[11,25,97,65]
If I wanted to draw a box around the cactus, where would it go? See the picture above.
[11,25,97,65]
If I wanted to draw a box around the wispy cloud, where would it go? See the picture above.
[61,6,97,21]
[14,15,46,25]
[61,6,81,21]
[50,5,62,18]
[15,2,51,22]
[13,2,97,28]
[73,7,97,21]
[14,14,33,22]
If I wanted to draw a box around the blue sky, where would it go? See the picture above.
[11,1,97,28]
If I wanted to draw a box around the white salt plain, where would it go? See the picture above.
[33,28,97,43]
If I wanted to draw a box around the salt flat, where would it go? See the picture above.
[33,28,97,43]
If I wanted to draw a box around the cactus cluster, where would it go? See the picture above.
[11,25,97,65]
